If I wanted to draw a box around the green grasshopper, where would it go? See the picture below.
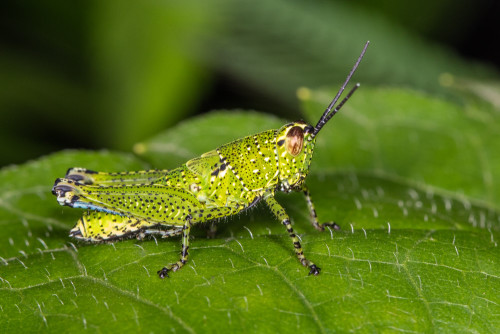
[52,41,369,278]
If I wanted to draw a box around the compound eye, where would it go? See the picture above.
[285,126,304,156]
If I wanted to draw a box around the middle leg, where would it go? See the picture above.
[157,215,192,278]
[264,196,320,275]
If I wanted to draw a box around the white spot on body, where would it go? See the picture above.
[219,169,227,178]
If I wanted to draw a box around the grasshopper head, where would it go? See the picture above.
[275,121,316,190]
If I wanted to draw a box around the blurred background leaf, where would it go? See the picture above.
[0,0,498,166]
[202,0,497,106]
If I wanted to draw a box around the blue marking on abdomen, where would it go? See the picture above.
[73,202,124,216]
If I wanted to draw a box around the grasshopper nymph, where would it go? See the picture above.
[52,41,369,278]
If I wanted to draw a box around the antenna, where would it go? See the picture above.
[313,41,369,137]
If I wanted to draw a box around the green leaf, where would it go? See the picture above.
[1,92,499,332]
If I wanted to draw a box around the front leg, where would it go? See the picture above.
[157,215,192,279]
[264,196,320,275]
[302,184,340,232]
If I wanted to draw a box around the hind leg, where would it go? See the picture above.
[64,167,169,186]
[157,215,193,278]
[70,211,160,241]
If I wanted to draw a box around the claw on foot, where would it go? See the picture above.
[322,222,341,231]
[157,267,170,279]
[308,264,321,276]
[157,263,182,279]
